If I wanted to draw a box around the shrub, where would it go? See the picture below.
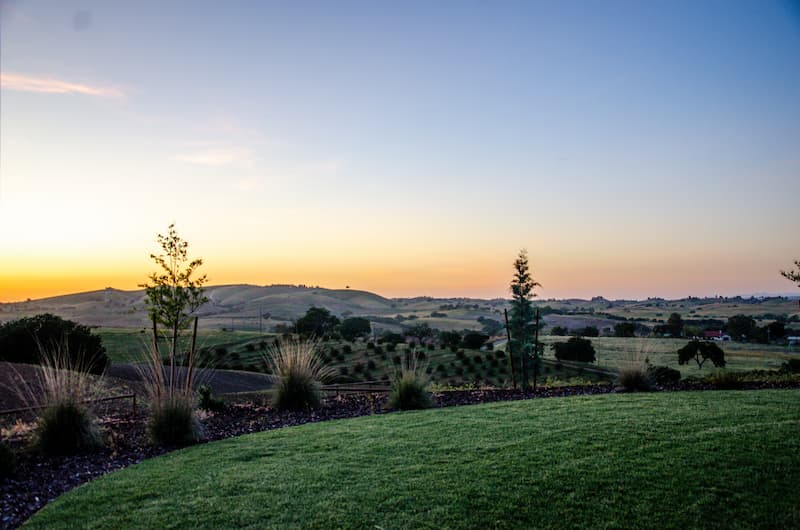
[148,397,202,446]
[392,355,401,365]
[198,385,224,412]
[367,360,376,370]
[474,355,483,364]
[367,342,375,350]
[245,343,256,352]
[615,365,652,393]
[339,366,349,376]
[495,350,505,359]
[354,363,364,373]
[339,317,371,341]
[461,332,489,350]
[0,442,15,479]
[648,365,682,385]
[265,338,334,411]
[781,359,800,373]
[551,337,596,363]
[386,343,396,352]
[707,370,743,390]
[0,314,108,374]
[388,358,433,410]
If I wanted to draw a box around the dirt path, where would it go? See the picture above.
[107,364,274,395]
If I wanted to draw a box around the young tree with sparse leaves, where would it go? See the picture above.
[509,249,541,389]
[140,224,208,395]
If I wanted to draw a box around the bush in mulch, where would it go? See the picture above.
[198,385,225,413]
[0,441,15,479]
[37,400,102,455]
[148,397,203,446]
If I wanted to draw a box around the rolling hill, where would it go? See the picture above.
[0,285,796,335]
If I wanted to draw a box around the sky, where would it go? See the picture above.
[1,0,799,302]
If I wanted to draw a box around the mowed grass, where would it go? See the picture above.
[27,390,800,529]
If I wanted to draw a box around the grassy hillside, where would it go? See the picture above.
[1,286,796,337]
[26,390,800,529]
[97,328,608,388]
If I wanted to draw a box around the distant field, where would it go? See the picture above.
[27,390,800,529]
[96,327,798,388]
[539,336,799,375]
[96,328,266,363]
[576,297,799,322]
[95,328,607,388]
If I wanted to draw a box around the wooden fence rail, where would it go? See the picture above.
[0,393,137,417]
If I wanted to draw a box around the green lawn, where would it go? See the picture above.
[27,390,800,529]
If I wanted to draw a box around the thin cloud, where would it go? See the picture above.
[173,147,254,168]
[0,72,124,98]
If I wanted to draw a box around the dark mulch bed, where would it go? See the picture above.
[3,381,800,529]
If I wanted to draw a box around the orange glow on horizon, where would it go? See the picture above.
[1,251,793,303]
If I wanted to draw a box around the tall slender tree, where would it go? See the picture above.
[140,224,208,394]
[508,249,541,389]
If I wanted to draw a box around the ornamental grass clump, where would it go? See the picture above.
[264,337,335,412]
[615,364,652,393]
[388,355,433,410]
[15,342,105,455]
[138,341,204,446]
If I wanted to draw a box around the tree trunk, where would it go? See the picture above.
[504,309,516,390]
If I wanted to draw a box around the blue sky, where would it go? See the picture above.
[1,1,799,300]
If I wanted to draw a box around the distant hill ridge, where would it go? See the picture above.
[0,285,796,331]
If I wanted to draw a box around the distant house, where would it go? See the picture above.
[788,336,800,346]
[704,330,731,341]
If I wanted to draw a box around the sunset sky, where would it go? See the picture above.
[1,1,799,302]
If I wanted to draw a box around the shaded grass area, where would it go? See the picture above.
[28,390,800,529]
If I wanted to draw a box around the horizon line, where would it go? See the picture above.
[2,282,798,305]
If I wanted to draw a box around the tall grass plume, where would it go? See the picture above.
[9,340,105,455]
[389,354,433,410]
[263,337,335,411]
[137,325,205,446]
